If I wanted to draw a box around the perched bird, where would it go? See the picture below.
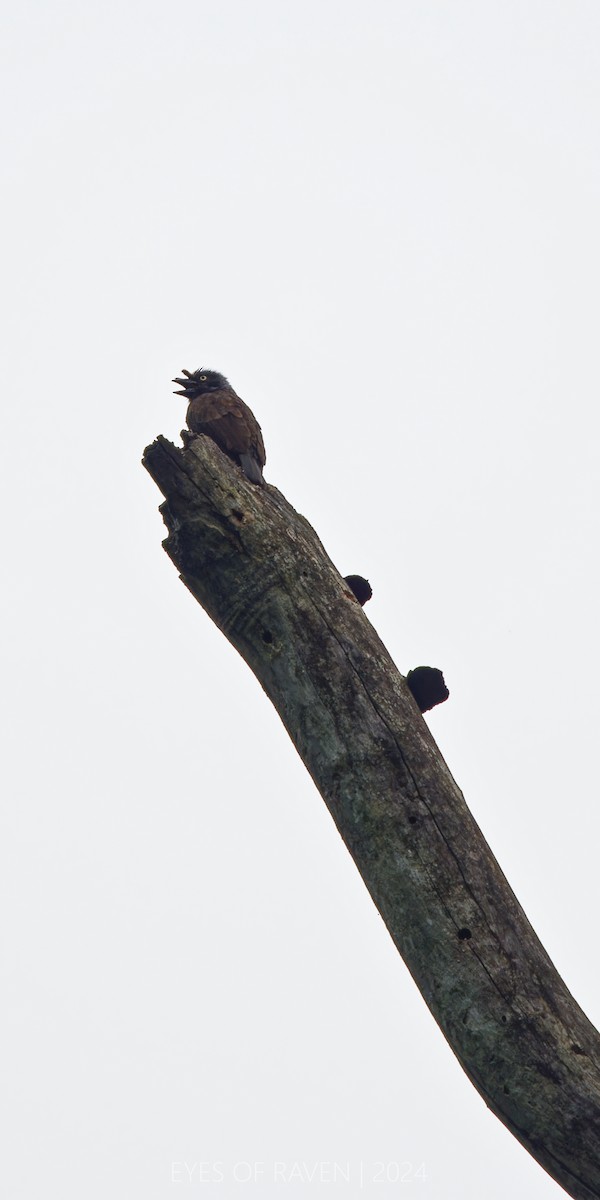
[173,368,266,485]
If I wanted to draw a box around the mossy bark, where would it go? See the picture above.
[143,433,600,1200]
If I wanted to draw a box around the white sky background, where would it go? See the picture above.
[1,1,599,1196]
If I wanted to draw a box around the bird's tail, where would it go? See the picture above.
[239,454,265,486]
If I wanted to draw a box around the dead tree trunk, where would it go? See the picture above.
[143,433,600,1200]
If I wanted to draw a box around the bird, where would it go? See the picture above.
[173,368,266,485]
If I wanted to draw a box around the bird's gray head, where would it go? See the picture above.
[189,368,229,393]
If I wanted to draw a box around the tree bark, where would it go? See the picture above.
[142,433,600,1200]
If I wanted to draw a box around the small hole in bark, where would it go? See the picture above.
[231,508,244,523]
[501,1015,507,1024]
[503,1085,510,1095]
[457,927,472,941]
[262,630,273,644]
[408,815,418,825]
[571,1044,586,1055]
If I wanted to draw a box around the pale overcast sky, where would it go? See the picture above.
[2,2,599,1197]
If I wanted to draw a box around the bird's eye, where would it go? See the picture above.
[199,374,207,380]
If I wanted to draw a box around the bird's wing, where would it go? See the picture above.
[186,391,261,457]
[253,421,266,468]
[209,412,256,456]
[195,390,242,422]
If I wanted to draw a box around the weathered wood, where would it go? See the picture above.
[143,432,600,1200]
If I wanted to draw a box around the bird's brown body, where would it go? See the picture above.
[173,368,266,485]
